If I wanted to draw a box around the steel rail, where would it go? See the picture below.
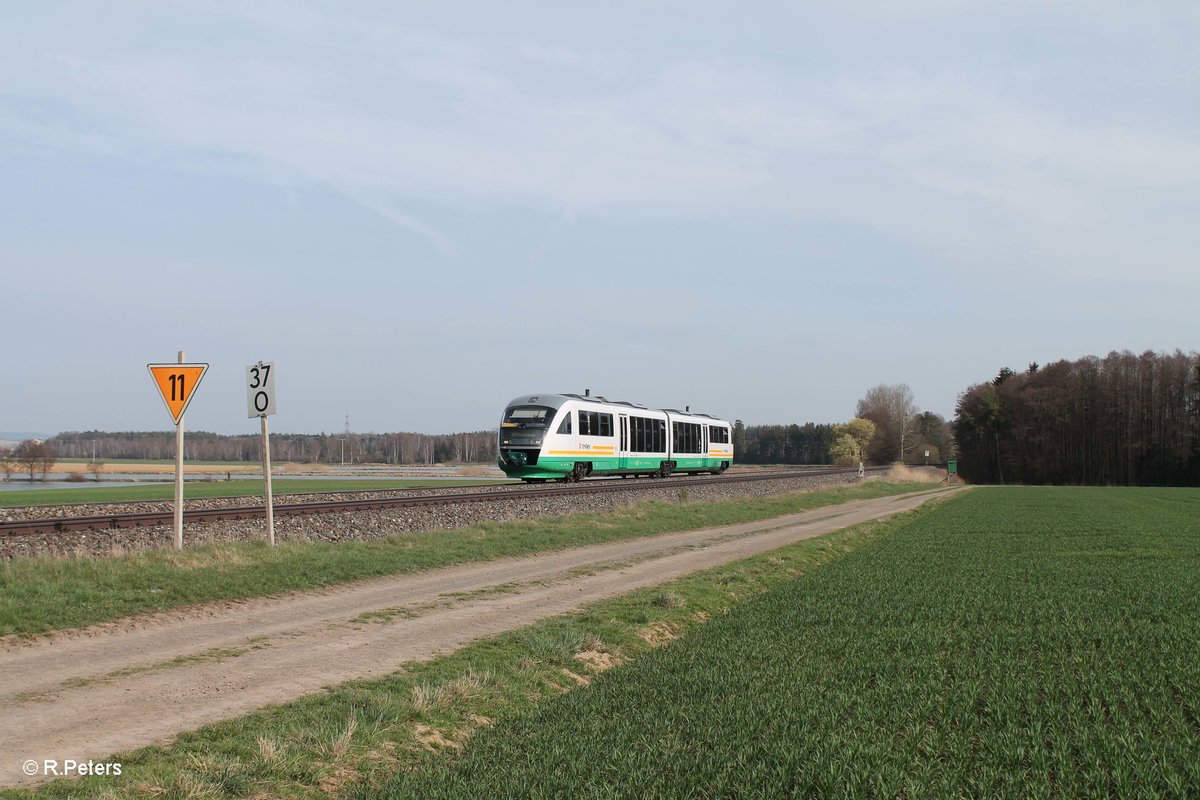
[0,467,885,538]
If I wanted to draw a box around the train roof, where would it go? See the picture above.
[561,393,648,409]
[504,393,645,409]
[663,409,725,421]
[505,394,728,423]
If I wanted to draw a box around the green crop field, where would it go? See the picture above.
[371,487,1200,798]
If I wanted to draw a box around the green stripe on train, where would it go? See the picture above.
[499,455,730,480]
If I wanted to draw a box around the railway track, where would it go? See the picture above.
[0,467,882,537]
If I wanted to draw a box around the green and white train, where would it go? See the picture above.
[498,392,734,482]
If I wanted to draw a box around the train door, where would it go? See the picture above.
[618,415,629,471]
[702,423,710,467]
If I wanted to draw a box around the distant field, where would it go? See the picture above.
[55,458,251,467]
[0,479,510,507]
[375,487,1200,797]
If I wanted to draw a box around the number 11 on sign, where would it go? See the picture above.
[147,353,209,549]
[148,361,209,425]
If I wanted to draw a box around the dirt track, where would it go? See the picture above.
[0,487,960,787]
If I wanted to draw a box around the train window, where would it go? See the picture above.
[579,411,614,438]
[501,405,555,446]
[557,412,572,435]
[503,406,554,427]
[629,416,666,452]
[672,421,702,453]
[709,425,729,444]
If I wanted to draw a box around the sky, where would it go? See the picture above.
[2,1,1198,437]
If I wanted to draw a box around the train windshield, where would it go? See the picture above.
[500,405,556,446]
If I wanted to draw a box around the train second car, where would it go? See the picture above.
[497,393,733,482]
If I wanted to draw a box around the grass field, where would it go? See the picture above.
[11,486,1195,799]
[0,479,510,507]
[0,482,923,636]
[368,487,1200,798]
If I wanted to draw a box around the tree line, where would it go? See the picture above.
[732,391,954,467]
[26,384,962,476]
[53,426,847,468]
[732,422,838,465]
[953,350,1200,485]
[0,440,59,481]
[45,430,500,466]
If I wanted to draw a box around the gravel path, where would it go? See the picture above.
[0,486,961,788]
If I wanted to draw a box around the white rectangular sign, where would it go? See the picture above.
[247,361,276,418]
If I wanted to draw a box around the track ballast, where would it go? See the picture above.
[0,467,883,538]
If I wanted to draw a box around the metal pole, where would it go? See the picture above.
[261,414,275,546]
[174,350,185,550]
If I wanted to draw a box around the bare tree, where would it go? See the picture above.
[37,442,57,480]
[15,440,44,481]
[856,384,919,463]
[0,447,13,481]
[88,458,105,482]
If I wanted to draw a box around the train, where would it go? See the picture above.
[497,392,734,482]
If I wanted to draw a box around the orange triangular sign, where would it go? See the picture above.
[147,363,209,425]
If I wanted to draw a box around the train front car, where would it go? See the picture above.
[497,395,578,482]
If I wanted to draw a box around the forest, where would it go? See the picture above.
[953,350,1200,486]
[732,422,837,465]
[47,429,498,466]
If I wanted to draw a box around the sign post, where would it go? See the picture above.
[147,352,208,549]
[247,361,277,546]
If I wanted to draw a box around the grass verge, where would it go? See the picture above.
[1,497,931,799]
[0,482,927,637]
